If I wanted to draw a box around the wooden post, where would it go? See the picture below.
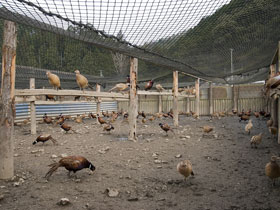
[0,21,17,179]
[173,71,179,126]
[278,97,280,144]
[233,85,238,112]
[272,98,277,127]
[186,86,190,113]
[158,95,162,113]
[209,82,213,115]
[195,79,200,116]
[30,78,36,134]
[129,57,138,141]
[96,84,101,114]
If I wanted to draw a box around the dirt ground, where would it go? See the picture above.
[1,115,280,210]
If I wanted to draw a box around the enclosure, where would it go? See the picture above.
[1,0,280,209]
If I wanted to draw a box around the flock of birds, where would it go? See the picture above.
[18,70,280,185]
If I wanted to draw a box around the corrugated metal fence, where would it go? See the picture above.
[16,102,117,122]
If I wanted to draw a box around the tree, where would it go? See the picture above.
[111,30,130,76]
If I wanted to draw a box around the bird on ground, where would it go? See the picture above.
[156,84,164,92]
[267,119,273,127]
[46,71,61,90]
[109,83,129,92]
[74,70,94,91]
[33,134,57,145]
[159,123,175,136]
[45,156,95,180]
[245,109,251,116]
[103,124,114,133]
[142,118,146,123]
[144,80,154,91]
[269,127,277,140]
[149,115,155,121]
[259,110,266,117]
[75,115,83,123]
[264,112,271,118]
[245,120,253,135]
[89,112,96,119]
[46,95,56,101]
[60,122,74,134]
[97,114,107,125]
[239,115,250,122]
[250,133,263,148]
[254,111,260,118]
[55,115,65,125]
[43,113,53,124]
[177,160,194,181]
[202,125,213,133]
[137,111,146,119]
[126,75,130,83]
[265,156,280,186]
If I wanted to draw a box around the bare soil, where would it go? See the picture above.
[1,115,280,210]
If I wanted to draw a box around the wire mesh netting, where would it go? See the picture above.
[0,0,280,88]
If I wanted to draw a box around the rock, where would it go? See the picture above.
[31,150,39,154]
[186,136,191,139]
[38,149,44,153]
[13,182,20,187]
[0,186,6,189]
[14,154,19,157]
[152,153,158,157]
[175,154,182,158]
[57,198,70,206]
[127,197,138,201]
[105,188,119,197]
[0,194,4,201]
[154,160,161,164]
[51,154,58,159]
[98,150,106,154]
[60,153,68,158]
[104,146,110,151]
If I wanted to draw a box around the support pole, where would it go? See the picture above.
[209,82,213,115]
[0,21,17,179]
[96,84,101,114]
[30,78,36,134]
[278,97,280,144]
[129,57,138,141]
[158,95,162,113]
[195,79,200,116]
[233,85,238,112]
[186,86,190,113]
[173,71,178,126]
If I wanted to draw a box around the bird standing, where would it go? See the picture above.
[250,133,263,148]
[74,70,94,92]
[156,84,164,92]
[45,156,95,180]
[109,83,129,92]
[46,71,61,90]
[159,123,175,136]
[145,80,154,91]
[245,120,253,134]
[177,160,194,181]
[33,134,57,145]
[265,156,280,186]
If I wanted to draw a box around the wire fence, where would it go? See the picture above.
[0,0,279,84]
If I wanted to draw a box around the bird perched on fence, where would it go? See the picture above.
[74,70,94,91]
[145,80,154,91]
[109,83,129,92]
[43,113,53,124]
[46,71,61,90]
[250,133,263,148]
[177,160,194,181]
[245,120,253,135]
[103,123,114,133]
[45,156,95,180]
[159,123,175,136]
[33,134,57,145]
[265,156,280,186]
[156,84,164,92]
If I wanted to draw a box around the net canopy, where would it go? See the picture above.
[0,0,279,86]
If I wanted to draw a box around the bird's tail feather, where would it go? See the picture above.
[88,84,94,90]
[45,162,60,179]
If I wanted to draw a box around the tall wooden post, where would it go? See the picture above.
[158,95,162,113]
[30,78,36,134]
[129,57,138,141]
[195,79,200,116]
[209,82,213,115]
[96,84,101,114]
[233,85,238,111]
[0,21,17,179]
[173,71,178,126]
[186,86,190,113]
